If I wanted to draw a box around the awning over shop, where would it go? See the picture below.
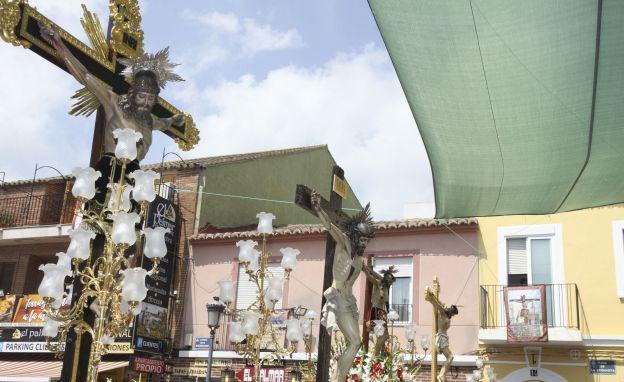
[368,1,624,218]
[0,360,127,380]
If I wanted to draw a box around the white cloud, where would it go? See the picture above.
[181,10,240,34]
[240,18,303,55]
[181,9,303,57]
[171,45,433,219]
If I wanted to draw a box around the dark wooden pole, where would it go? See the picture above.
[315,165,344,382]
[361,256,373,353]
[60,18,114,382]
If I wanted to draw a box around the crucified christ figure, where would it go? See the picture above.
[311,191,375,382]
[39,22,185,162]
[362,264,397,356]
[426,292,459,382]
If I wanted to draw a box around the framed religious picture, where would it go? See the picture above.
[504,285,548,343]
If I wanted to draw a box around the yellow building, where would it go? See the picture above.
[477,206,624,382]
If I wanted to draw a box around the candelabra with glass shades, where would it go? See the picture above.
[39,129,167,382]
[218,212,304,382]
[466,357,498,382]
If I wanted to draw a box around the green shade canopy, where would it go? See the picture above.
[369,0,624,218]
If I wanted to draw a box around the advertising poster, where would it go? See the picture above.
[133,195,180,354]
[504,285,548,342]
[0,295,17,323]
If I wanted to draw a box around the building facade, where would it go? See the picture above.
[179,217,481,381]
[478,206,624,382]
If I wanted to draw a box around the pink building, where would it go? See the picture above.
[176,217,480,379]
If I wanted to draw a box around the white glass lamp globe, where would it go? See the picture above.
[129,169,159,203]
[55,252,72,272]
[372,320,385,337]
[420,334,431,350]
[38,264,72,299]
[119,268,149,302]
[142,227,170,259]
[256,212,276,234]
[241,311,261,336]
[236,240,259,263]
[387,309,400,322]
[405,323,417,342]
[300,319,311,333]
[112,128,142,162]
[279,247,299,272]
[266,277,284,302]
[466,376,474,382]
[475,358,484,369]
[42,315,60,337]
[286,319,304,342]
[107,183,133,212]
[67,227,96,261]
[71,167,101,200]
[473,370,482,380]
[101,334,115,345]
[304,310,318,321]
[218,280,235,304]
[228,321,245,343]
[111,211,141,246]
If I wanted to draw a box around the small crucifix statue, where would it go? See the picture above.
[425,277,459,382]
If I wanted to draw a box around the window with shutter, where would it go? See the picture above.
[373,257,413,322]
[507,238,528,286]
[236,263,285,310]
[0,262,16,295]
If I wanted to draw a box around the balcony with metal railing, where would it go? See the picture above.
[0,193,76,229]
[479,283,582,343]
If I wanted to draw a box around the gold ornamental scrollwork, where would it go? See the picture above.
[0,0,30,48]
[109,0,144,59]
[175,113,200,151]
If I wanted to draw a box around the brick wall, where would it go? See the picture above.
[161,167,202,351]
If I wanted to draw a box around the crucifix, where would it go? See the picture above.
[425,277,459,382]
[0,0,199,166]
[295,176,375,382]
[0,2,198,381]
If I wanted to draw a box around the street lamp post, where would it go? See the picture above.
[206,297,225,382]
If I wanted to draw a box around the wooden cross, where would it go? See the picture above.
[0,0,199,162]
[424,277,442,382]
[0,3,197,381]
[294,168,347,382]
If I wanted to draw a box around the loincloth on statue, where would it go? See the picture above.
[435,332,449,353]
[320,286,359,334]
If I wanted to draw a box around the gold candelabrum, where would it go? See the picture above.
[221,232,301,382]
[41,158,160,382]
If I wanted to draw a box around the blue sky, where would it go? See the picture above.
[0,1,433,219]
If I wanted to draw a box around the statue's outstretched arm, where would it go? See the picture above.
[38,22,114,112]
[154,114,185,132]
[311,191,349,250]
[362,264,382,286]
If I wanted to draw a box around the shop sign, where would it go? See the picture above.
[132,356,165,374]
[590,360,616,375]
[133,196,180,355]
[236,366,285,382]
[107,341,133,354]
[0,341,65,352]
[193,359,232,367]
[172,366,206,377]
[195,336,213,350]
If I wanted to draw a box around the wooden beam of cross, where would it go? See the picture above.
[294,171,348,382]
[0,0,199,151]
[424,277,441,382]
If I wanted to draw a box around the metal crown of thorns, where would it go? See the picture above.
[118,46,184,89]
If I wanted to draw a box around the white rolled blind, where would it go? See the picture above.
[507,238,527,275]
[373,257,412,277]
[236,263,284,310]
